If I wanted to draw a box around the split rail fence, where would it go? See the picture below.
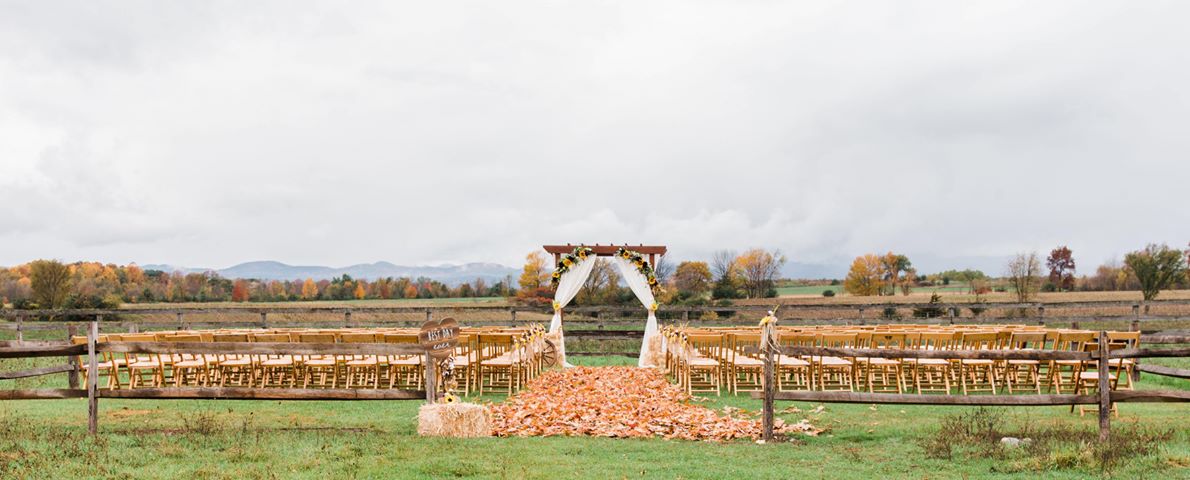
[0,321,436,434]
[2,299,1188,357]
[749,329,1190,443]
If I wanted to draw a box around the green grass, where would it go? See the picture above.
[2,359,1189,479]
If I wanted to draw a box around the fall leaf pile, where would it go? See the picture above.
[489,366,821,441]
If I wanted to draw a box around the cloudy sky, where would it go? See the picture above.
[1,1,1187,277]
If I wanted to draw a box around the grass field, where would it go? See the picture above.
[2,356,1189,479]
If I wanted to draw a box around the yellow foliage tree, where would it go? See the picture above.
[353,281,367,299]
[300,278,318,299]
[518,252,550,292]
[844,254,885,296]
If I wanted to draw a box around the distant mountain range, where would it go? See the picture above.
[141,261,519,285]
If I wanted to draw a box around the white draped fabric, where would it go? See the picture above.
[610,256,660,367]
[547,255,598,367]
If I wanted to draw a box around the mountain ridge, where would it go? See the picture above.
[140,261,518,285]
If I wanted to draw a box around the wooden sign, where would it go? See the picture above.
[419,317,459,359]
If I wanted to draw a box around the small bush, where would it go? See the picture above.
[822,289,836,297]
[881,306,900,320]
[913,293,946,318]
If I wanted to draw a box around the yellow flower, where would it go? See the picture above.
[552,301,561,311]
[649,302,659,311]
[442,393,458,404]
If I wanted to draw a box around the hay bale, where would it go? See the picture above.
[417,402,493,438]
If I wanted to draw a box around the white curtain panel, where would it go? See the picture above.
[548,254,598,367]
[610,256,660,368]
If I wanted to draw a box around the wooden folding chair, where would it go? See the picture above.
[776,332,814,391]
[212,333,254,387]
[164,334,208,386]
[727,332,764,393]
[73,335,120,389]
[122,333,164,388]
[383,333,421,390]
[958,332,998,394]
[340,332,381,389]
[1003,331,1046,394]
[816,333,857,391]
[909,331,954,394]
[477,334,520,395]
[299,333,338,388]
[684,334,723,396]
[1048,331,1096,394]
[858,333,905,394]
[254,333,296,388]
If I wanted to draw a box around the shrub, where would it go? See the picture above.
[913,293,946,318]
[822,289,836,297]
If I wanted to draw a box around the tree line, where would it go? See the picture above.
[841,243,1189,302]
[0,260,515,310]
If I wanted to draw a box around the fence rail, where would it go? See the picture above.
[748,328,1190,443]
[0,321,438,434]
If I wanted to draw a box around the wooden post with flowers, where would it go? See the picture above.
[760,309,778,442]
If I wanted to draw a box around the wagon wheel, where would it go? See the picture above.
[541,339,559,367]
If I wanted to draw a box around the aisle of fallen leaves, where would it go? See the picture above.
[489,366,820,441]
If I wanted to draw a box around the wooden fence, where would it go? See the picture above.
[749,328,1190,443]
[2,299,1188,357]
[0,321,435,434]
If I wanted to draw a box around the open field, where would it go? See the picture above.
[2,355,1189,479]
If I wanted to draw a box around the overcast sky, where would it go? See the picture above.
[1,1,1187,276]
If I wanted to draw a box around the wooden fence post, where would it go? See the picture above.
[510,309,517,324]
[1037,305,1045,326]
[344,310,352,328]
[15,313,24,343]
[87,319,99,435]
[67,324,79,389]
[177,312,186,330]
[762,337,775,442]
[425,309,432,324]
[1131,305,1141,382]
[947,307,955,325]
[260,312,268,329]
[857,307,865,326]
[424,353,437,404]
[1098,331,1111,442]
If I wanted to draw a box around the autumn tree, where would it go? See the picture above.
[1046,246,1076,292]
[844,254,884,296]
[879,253,912,296]
[1124,243,1188,302]
[403,284,419,299]
[300,278,318,299]
[518,252,550,292]
[353,280,367,299]
[231,279,250,302]
[673,261,713,299]
[900,268,917,296]
[709,250,741,299]
[1006,252,1043,303]
[735,248,786,298]
[29,259,72,310]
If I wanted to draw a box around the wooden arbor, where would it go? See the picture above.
[543,244,667,265]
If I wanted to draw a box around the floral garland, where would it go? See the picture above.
[550,246,594,287]
[616,247,661,294]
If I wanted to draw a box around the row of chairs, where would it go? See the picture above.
[73,325,550,395]
[663,325,1139,401]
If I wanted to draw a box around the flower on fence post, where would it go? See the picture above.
[552,301,561,312]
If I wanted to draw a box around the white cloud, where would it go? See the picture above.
[0,1,1186,273]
